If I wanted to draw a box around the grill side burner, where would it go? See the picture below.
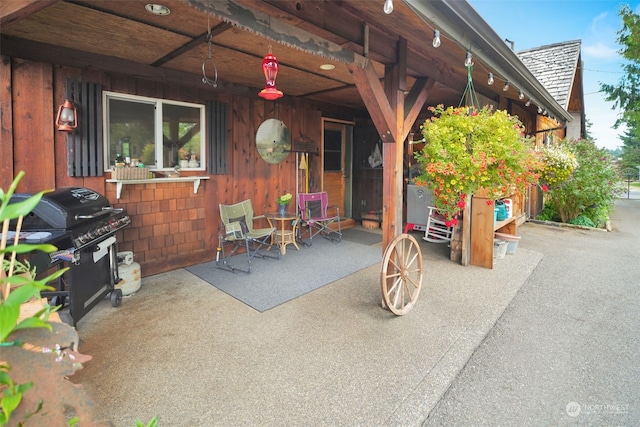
[10,187,131,326]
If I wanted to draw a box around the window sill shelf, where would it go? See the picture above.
[106,176,210,199]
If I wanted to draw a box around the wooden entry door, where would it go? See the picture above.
[322,120,348,216]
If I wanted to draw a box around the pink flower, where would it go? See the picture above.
[541,184,549,192]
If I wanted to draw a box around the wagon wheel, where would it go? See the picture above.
[380,233,423,315]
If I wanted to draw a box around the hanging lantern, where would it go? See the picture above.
[55,99,77,132]
[258,49,283,101]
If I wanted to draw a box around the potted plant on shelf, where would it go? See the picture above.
[276,192,292,216]
[413,104,541,226]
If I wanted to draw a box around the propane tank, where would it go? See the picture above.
[116,251,141,296]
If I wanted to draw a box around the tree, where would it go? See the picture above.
[600,6,640,168]
[619,125,640,168]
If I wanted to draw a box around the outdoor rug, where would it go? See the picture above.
[186,237,381,312]
[340,227,383,246]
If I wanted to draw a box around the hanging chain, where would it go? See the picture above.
[202,15,218,88]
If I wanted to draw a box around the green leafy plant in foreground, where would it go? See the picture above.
[135,416,159,427]
[1,173,158,426]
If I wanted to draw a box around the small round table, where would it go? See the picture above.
[266,213,300,255]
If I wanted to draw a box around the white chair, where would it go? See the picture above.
[423,206,454,243]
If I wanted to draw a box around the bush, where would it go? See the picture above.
[569,215,596,228]
[545,138,624,223]
[535,204,561,222]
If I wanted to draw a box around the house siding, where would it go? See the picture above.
[1,55,332,277]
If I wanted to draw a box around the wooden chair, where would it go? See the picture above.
[217,200,279,273]
[423,206,454,243]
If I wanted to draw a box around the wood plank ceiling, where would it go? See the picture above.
[1,0,490,113]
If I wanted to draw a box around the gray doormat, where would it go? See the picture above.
[186,237,381,312]
[340,228,382,246]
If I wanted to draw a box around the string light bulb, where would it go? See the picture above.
[464,51,473,67]
[519,90,524,100]
[487,72,494,85]
[537,106,543,114]
[383,0,393,14]
[503,80,510,91]
[432,29,441,48]
[525,98,531,107]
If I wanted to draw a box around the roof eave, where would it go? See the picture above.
[403,0,573,123]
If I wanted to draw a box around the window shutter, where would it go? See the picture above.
[206,100,228,174]
[66,78,103,177]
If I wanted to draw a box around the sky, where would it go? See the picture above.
[468,0,640,150]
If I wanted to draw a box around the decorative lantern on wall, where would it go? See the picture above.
[258,47,283,101]
[55,99,78,132]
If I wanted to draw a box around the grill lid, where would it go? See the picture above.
[11,187,111,230]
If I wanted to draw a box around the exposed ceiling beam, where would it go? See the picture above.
[403,78,435,140]
[0,0,56,26]
[151,22,233,67]
[347,61,396,143]
[182,0,368,68]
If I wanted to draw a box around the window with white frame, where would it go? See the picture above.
[104,92,205,170]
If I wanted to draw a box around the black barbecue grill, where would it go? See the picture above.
[10,187,130,325]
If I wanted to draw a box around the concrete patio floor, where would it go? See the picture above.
[71,226,542,426]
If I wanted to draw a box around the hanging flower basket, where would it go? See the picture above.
[414,104,541,222]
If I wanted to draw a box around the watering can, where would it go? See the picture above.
[495,200,508,221]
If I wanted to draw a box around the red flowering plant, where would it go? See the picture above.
[413,104,541,225]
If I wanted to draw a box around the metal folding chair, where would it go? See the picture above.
[217,200,279,273]
[297,192,342,245]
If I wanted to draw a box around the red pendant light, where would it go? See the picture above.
[258,47,283,101]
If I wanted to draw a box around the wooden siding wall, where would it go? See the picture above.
[1,56,323,277]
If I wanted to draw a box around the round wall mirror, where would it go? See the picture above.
[255,118,291,164]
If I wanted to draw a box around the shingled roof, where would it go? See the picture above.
[517,40,582,110]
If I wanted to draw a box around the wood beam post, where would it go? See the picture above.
[348,38,436,251]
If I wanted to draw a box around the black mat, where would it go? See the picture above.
[186,237,381,312]
[340,228,383,246]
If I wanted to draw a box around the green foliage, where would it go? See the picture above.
[600,6,640,167]
[538,145,578,188]
[619,126,640,169]
[535,204,561,222]
[135,416,159,427]
[0,172,84,426]
[545,138,624,224]
[276,192,292,205]
[2,173,150,427]
[569,215,596,228]
[0,364,34,425]
[414,104,541,221]
[582,203,611,228]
